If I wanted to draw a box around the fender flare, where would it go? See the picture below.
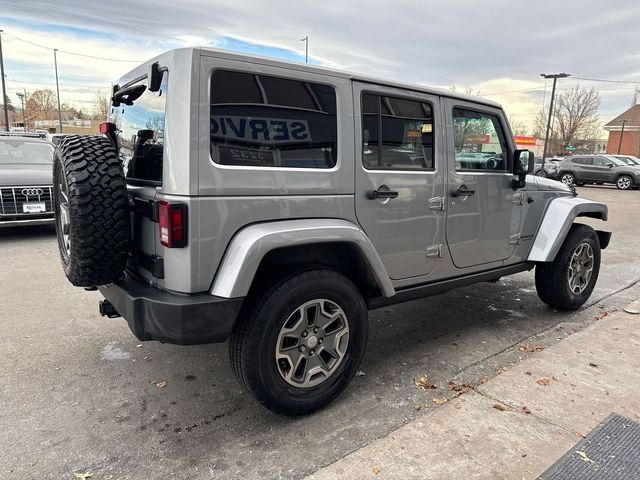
[210,219,395,299]
[528,196,609,262]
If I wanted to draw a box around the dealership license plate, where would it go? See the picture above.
[22,202,46,213]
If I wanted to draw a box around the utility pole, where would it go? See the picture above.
[16,91,24,127]
[54,48,63,132]
[301,36,309,63]
[617,119,629,154]
[0,29,10,131]
[540,73,570,165]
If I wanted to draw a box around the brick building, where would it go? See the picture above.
[604,104,640,156]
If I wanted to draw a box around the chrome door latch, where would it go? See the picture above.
[426,244,443,258]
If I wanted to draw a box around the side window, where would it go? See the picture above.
[361,93,434,170]
[575,156,594,165]
[210,70,337,169]
[452,108,508,171]
[594,156,608,166]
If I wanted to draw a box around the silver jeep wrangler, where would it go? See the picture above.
[53,47,611,415]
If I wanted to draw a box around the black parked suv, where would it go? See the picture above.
[557,154,640,190]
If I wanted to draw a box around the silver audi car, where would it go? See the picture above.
[0,134,55,228]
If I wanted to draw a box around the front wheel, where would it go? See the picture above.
[229,269,368,415]
[560,173,575,186]
[535,169,548,178]
[616,175,633,190]
[535,224,601,310]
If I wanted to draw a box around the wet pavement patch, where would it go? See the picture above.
[539,414,640,479]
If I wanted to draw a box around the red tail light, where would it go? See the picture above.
[158,201,187,248]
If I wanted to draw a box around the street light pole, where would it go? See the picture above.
[0,29,10,131]
[540,73,570,166]
[53,48,63,132]
[301,36,309,63]
[617,119,628,154]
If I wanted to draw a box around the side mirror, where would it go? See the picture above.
[607,162,614,168]
[512,149,534,189]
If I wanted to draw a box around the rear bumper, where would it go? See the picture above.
[98,274,243,345]
[0,216,54,228]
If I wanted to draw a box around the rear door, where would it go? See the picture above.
[111,73,168,284]
[353,82,445,280]
[444,100,521,268]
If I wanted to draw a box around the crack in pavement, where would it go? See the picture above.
[450,277,640,380]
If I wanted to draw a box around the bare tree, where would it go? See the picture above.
[92,90,110,120]
[510,120,529,136]
[533,86,600,155]
[449,84,481,96]
[26,89,57,121]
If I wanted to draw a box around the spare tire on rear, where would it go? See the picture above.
[53,135,130,287]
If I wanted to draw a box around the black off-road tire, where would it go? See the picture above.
[535,224,601,310]
[53,135,130,287]
[229,269,368,415]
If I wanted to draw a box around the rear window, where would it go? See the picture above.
[210,70,337,169]
[111,73,167,184]
[0,139,53,164]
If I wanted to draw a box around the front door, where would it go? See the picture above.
[354,83,445,280]
[445,100,521,269]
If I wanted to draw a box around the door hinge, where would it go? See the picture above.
[509,233,522,245]
[512,193,525,205]
[426,244,443,258]
[428,196,445,211]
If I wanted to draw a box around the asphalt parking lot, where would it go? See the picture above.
[1,186,639,480]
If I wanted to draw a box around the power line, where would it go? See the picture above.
[483,86,546,96]
[3,33,142,63]
[573,76,640,85]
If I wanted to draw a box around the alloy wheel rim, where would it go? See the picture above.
[57,173,71,258]
[275,299,349,388]
[618,177,631,189]
[567,242,594,294]
[561,174,573,185]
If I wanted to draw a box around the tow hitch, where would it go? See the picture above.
[99,300,121,319]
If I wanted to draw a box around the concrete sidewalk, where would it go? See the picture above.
[307,295,640,480]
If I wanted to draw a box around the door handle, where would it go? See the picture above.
[367,187,399,200]
[451,184,476,197]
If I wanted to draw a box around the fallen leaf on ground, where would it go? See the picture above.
[574,431,584,438]
[73,472,93,480]
[155,381,167,388]
[454,402,463,410]
[493,403,507,411]
[372,466,382,474]
[355,435,362,443]
[355,370,366,377]
[588,363,598,368]
[479,375,489,384]
[415,376,437,390]
[518,343,534,353]
[415,404,422,410]
[575,451,595,464]
[432,398,447,405]
[537,377,550,386]
[185,374,196,381]
[534,345,544,352]
[495,366,509,374]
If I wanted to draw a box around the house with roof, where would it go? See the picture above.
[604,104,640,156]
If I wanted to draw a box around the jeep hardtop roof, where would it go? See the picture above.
[115,47,502,110]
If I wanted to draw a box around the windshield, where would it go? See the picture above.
[608,157,627,166]
[615,155,639,165]
[0,139,54,165]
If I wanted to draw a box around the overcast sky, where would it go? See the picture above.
[1,0,638,133]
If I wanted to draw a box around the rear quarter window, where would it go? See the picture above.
[210,70,337,169]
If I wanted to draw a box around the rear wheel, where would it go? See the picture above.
[535,169,548,178]
[229,269,368,415]
[535,224,600,310]
[560,172,575,186]
[53,135,130,287]
[616,175,632,190]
